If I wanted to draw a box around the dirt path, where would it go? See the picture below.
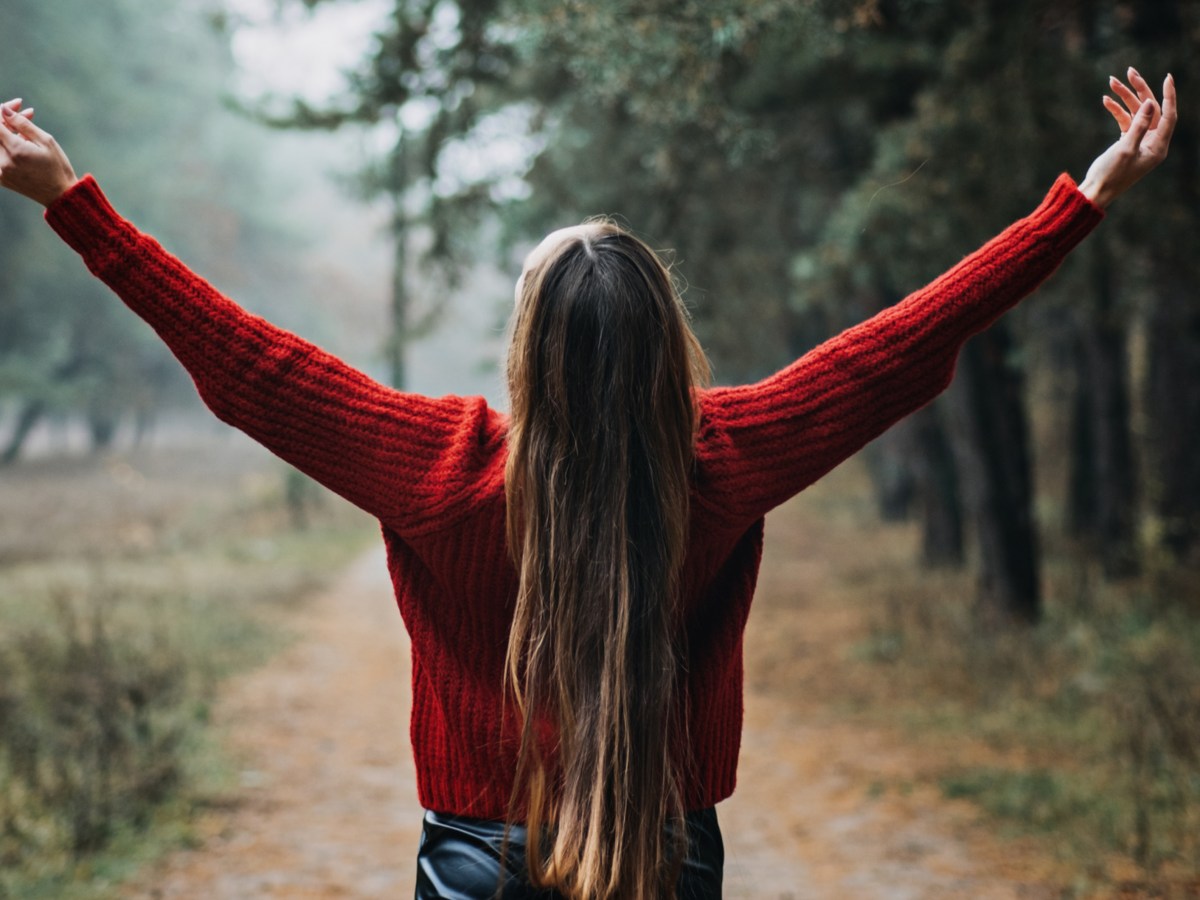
[125,512,1057,899]
[125,547,421,898]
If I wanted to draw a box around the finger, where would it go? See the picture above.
[4,102,34,120]
[3,108,51,143]
[1157,73,1178,144]
[1103,94,1132,132]
[1110,76,1142,118]
[1128,67,1155,102]
[0,115,20,153]
[1127,67,1162,128]
[1,99,22,131]
[1125,98,1156,151]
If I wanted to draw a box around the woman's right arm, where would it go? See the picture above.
[695,175,1105,525]
[0,106,505,534]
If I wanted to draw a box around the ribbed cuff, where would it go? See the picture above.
[43,174,133,259]
[1037,172,1106,245]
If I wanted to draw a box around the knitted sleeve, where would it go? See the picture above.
[44,176,506,535]
[695,173,1104,525]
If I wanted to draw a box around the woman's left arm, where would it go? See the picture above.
[697,71,1176,526]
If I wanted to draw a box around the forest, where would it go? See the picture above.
[288,0,1198,621]
[0,0,1197,896]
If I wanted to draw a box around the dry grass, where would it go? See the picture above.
[0,433,374,899]
[757,459,1200,897]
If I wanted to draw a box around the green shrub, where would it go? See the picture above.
[940,767,1122,844]
[0,594,197,870]
[1104,629,1200,871]
[860,555,1200,883]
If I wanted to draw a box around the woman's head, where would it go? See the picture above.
[507,219,708,436]
[512,223,596,305]
[504,221,709,898]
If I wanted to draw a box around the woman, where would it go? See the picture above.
[0,70,1177,899]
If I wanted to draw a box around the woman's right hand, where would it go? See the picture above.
[0,98,79,207]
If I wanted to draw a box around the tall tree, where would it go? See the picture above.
[1125,0,1200,563]
[1066,238,1140,577]
[276,0,1197,617]
[0,0,312,460]
[268,0,518,387]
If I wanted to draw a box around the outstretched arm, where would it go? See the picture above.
[696,71,1176,526]
[0,105,505,535]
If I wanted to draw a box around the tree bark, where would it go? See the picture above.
[908,403,965,568]
[860,289,963,560]
[87,412,119,453]
[1138,4,1200,563]
[947,325,1040,626]
[1066,350,1097,537]
[1145,277,1200,562]
[862,426,916,523]
[388,131,409,390]
[1066,242,1140,577]
[1,400,46,466]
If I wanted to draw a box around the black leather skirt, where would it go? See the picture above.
[414,807,724,899]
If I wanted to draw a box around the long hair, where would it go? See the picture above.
[504,220,710,898]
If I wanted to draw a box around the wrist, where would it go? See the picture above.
[38,171,79,208]
[1077,176,1114,209]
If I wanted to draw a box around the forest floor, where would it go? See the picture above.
[118,463,1075,900]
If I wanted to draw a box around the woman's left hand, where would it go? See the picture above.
[0,98,79,207]
[1078,68,1177,209]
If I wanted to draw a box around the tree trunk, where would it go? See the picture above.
[1139,9,1200,563]
[862,426,916,523]
[947,325,1040,626]
[1145,277,1200,562]
[860,288,963,557]
[1066,343,1097,538]
[859,287,917,524]
[908,403,965,567]
[1,400,46,466]
[1066,242,1140,577]
[88,412,119,453]
[388,131,409,390]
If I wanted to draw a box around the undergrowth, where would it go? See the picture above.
[0,595,192,871]
[861,550,1200,893]
[0,447,374,899]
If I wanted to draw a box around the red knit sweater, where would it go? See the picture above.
[45,174,1102,818]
